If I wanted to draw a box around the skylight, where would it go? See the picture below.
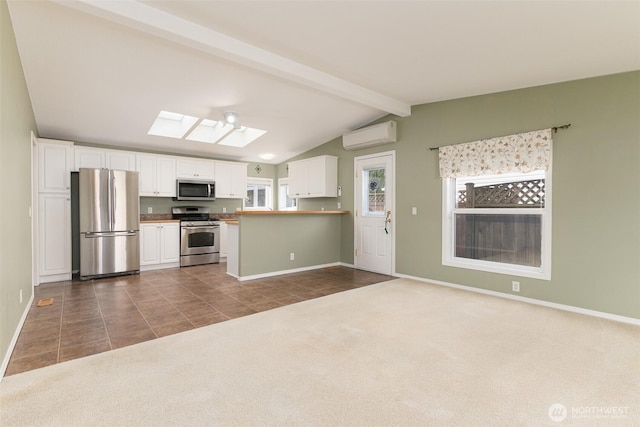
[148,111,267,148]
[217,126,267,148]
[147,111,198,139]
[185,119,233,144]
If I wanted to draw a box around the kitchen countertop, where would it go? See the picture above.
[139,219,180,223]
[235,210,349,215]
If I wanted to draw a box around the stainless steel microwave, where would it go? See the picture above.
[176,179,216,201]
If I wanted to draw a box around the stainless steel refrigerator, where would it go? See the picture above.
[79,168,140,279]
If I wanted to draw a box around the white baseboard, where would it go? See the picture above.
[238,262,342,281]
[140,262,180,272]
[394,273,640,326]
[38,273,71,284]
[0,293,34,382]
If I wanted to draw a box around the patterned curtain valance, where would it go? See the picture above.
[438,128,552,178]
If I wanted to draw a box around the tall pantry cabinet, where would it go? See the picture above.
[37,138,73,283]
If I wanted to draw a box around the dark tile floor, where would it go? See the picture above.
[5,264,392,377]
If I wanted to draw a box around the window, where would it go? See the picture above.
[439,128,553,280]
[245,178,273,210]
[363,167,385,215]
[278,178,297,211]
[443,170,551,280]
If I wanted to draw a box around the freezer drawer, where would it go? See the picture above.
[80,231,140,279]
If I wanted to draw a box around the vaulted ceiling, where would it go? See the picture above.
[8,1,639,163]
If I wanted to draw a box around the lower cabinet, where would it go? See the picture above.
[140,222,180,271]
[38,193,71,283]
[226,223,239,278]
[219,221,228,260]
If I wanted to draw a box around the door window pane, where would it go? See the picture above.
[364,168,385,215]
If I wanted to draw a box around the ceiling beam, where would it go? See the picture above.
[53,0,412,117]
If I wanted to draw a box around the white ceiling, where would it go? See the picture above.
[8,0,640,164]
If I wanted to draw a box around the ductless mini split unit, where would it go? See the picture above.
[342,120,397,150]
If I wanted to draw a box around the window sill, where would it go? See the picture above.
[443,257,551,281]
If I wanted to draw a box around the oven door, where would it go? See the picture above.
[181,226,220,256]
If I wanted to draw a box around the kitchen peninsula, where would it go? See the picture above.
[227,210,349,280]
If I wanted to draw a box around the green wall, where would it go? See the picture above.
[239,214,342,277]
[0,0,37,367]
[279,72,640,319]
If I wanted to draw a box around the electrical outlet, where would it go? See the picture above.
[412,207,417,215]
[512,281,520,292]
[223,207,227,213]
[290,252,295,261]
[337,202,341,209]
[147,207,153,214]
[19,289,23,304]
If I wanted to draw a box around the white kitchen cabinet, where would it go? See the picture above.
[219,221,228,259]
[226,222,239,278]
[38,139,73,193]
[74,146,105,171]
[288,155,338,198]
[140,222,180,271]
[38,193,71,282]
[106,149,136,171]
[136,154,177,197]
[176,158,215,180]
[215,161,247,198]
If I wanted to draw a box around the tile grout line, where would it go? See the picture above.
[122,279,164,339]
[154,278,221,329]
[56,281,68,364]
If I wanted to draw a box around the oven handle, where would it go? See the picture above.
[181,226,219,231]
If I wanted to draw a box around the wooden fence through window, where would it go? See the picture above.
[455,179,545,267]
[457,179,545,208]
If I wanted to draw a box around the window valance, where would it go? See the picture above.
[438,128,552,178]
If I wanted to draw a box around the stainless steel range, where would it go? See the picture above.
[172,206,220,267]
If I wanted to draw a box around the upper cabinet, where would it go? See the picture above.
[176,158,215,180]
[106,150,136,171]
[74,146,136,172]
[288,155,338,198]
[74,146,105,171]
[38,139,73,193]
[136,154,177,197]
[42,139,251,199]
[215,161,247,199]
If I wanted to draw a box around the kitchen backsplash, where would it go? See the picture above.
[139,197,243,215]
[140,212,239,221]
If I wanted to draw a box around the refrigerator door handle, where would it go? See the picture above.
[111,171,116,231]
[84,231,138,238]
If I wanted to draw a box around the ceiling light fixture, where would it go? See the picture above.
[223,111,240,129]
[259,153,276,160]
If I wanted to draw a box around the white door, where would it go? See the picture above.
[354,152,394,275]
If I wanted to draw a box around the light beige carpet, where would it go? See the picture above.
[1,279,638,426]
